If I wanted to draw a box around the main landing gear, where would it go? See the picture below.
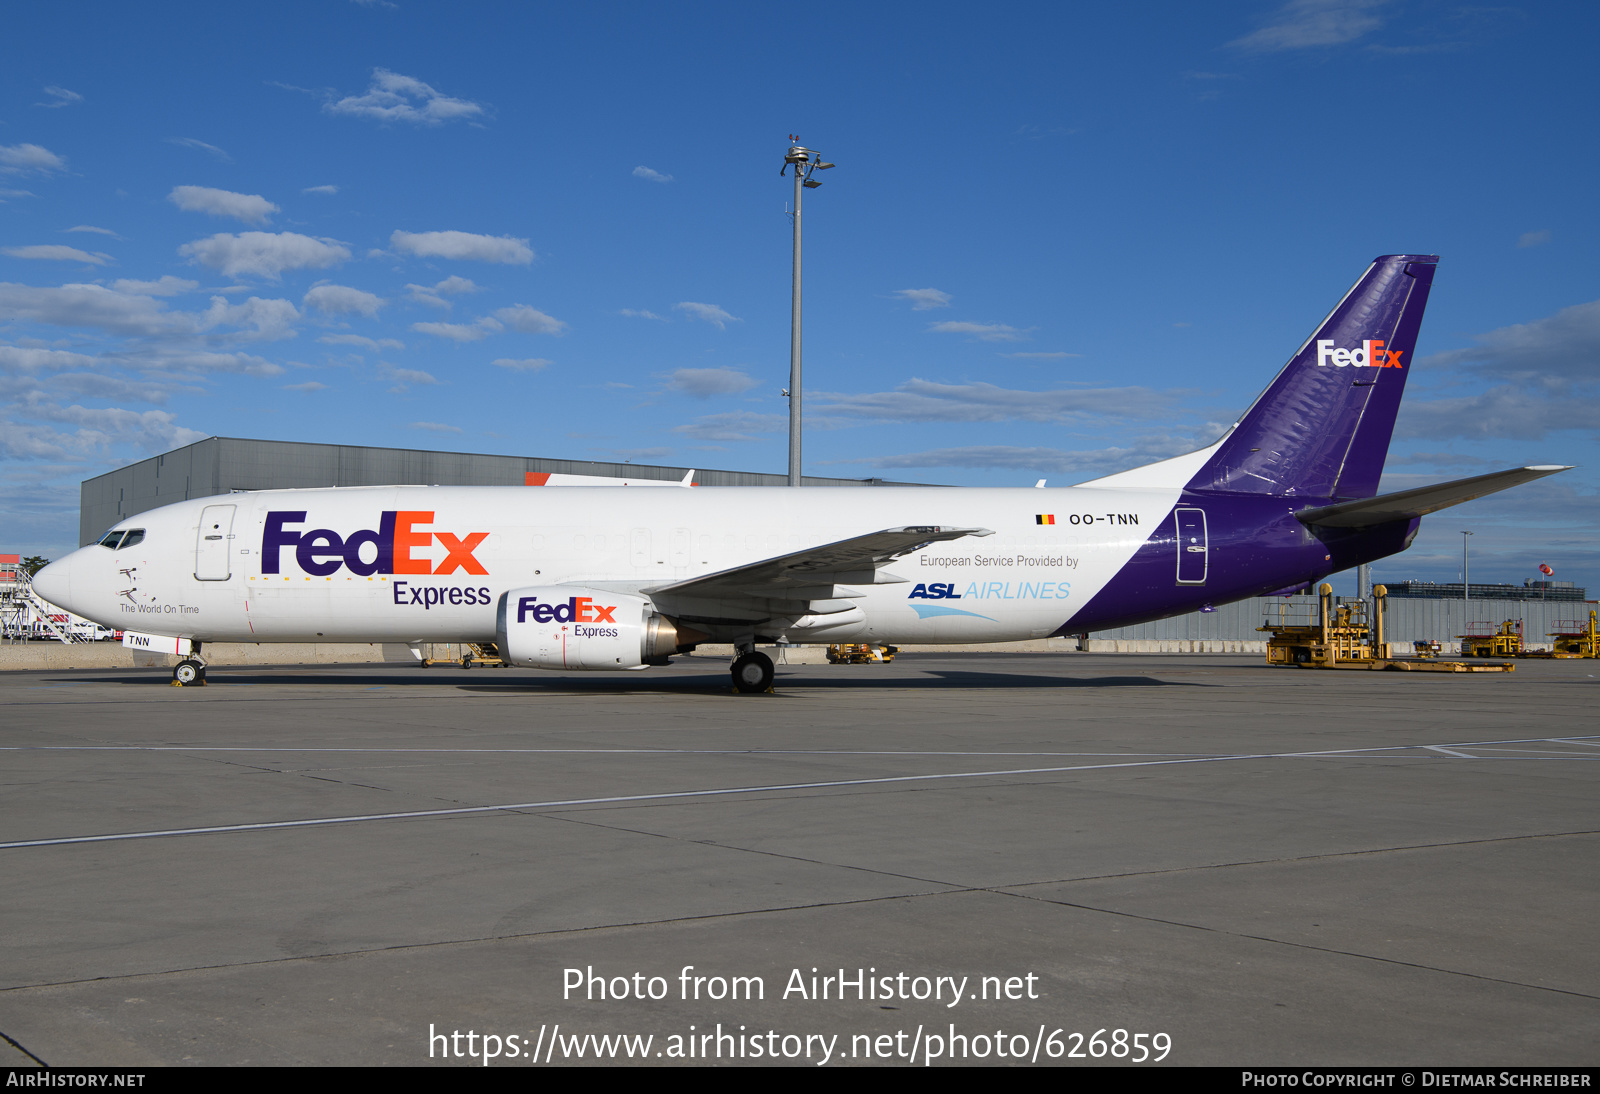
[730,650,774,694]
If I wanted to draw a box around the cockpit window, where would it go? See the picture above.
[97,529,145,550]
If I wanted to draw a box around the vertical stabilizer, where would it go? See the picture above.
[1188,254,1437,499]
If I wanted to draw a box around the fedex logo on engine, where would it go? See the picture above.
[516,596,616,624]
[1315,340,1404,369]
[262,511,488,577]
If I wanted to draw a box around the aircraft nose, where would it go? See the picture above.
[30,556,74,611]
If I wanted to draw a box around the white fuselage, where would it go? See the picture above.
[44,484,1179,646]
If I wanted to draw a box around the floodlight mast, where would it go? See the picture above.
[781,138,834,487]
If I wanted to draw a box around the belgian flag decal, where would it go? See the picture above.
[1035,514,1055,525]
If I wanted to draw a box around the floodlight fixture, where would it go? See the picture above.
[780,138,837,487]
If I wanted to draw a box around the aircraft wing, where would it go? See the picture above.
[647,525,992,607]
[1295,465,1571,528]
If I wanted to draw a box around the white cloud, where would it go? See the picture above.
[380,364,438,391]
[491,358,552,371]
[167,137,232,163]
[412,317,502,342]
[1228,0,1387,53]
[35,86,83,109]
[1420,299,1600,382]
[812,379,1176,423]
[303,185,339,195]
[110,276,199,297]
[66,225,120,237]
[1517,229,1551,249]
[318,334,403,351]
[928,321,1026,342]
[167,185,280,226]
[47,373,190,405]
[179,231,351,280]
[390,230,532,264]
[405,275,478,308]
[0,405,206,461]
[494,304,566,334]
[1396,387,1600,442]
[0,345,99,373]
[303,283,384,318]
[620,308,664,320]
[860,433,1212,477]
[894,288,951,310]
[633,166,674,183]
[409,421,463,433]
[674,301,739,329]
[195,295,301,341]
[3,245,111,265]
[0,282,178,336]
[0,143,67,174]
[284,381,328,393]
[663,367,758,398]
[672,411,785,442]
[326,69,486,126]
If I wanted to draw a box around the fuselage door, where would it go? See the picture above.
[1175,507,1208,585]
[195,504,236,581]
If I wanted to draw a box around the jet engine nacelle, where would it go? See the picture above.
[496,586,686,670]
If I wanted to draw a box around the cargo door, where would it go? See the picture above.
[1175,507,1207,585]
[195,504,236,581]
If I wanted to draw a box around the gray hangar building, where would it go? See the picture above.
[79,436,926,547]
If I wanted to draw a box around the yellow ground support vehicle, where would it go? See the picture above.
[826,644,898,664]
[1548,611,1600,658]
[1261,584,1513,672]
[1261,584,1379,666]
[1460,620,1524,658]
[422,641,508,668]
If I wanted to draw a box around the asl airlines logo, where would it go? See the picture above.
[1315,340,1404,369]
[262,511,488,577]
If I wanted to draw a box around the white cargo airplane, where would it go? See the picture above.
[35,255,1567,691]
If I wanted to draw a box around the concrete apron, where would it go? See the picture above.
[0,636,1271,671]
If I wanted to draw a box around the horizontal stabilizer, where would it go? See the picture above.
[1294,466,1571,528]
[650,526,993,599]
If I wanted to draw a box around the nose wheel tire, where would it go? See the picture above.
[730,651,774,694]
[172,659,205,686]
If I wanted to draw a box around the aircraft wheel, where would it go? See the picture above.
[730,651,774,693]
[173,659,204,686]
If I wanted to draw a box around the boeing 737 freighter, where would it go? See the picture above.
[34,255,1568,691]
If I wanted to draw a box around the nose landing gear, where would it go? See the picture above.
[172,659,206,686]
[171,641,207,686]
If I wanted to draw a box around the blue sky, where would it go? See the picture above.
[3,1,1596,595]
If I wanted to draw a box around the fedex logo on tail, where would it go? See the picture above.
[262,511,488,577]
[1316,340,1404,368]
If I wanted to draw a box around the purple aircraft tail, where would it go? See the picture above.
[1187,254,1438,500]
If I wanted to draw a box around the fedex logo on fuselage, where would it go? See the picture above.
[516,596,616,624]
[1315,340,1404,368]
[262,511,488,577]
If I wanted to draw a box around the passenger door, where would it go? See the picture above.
[194,504,236,581]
